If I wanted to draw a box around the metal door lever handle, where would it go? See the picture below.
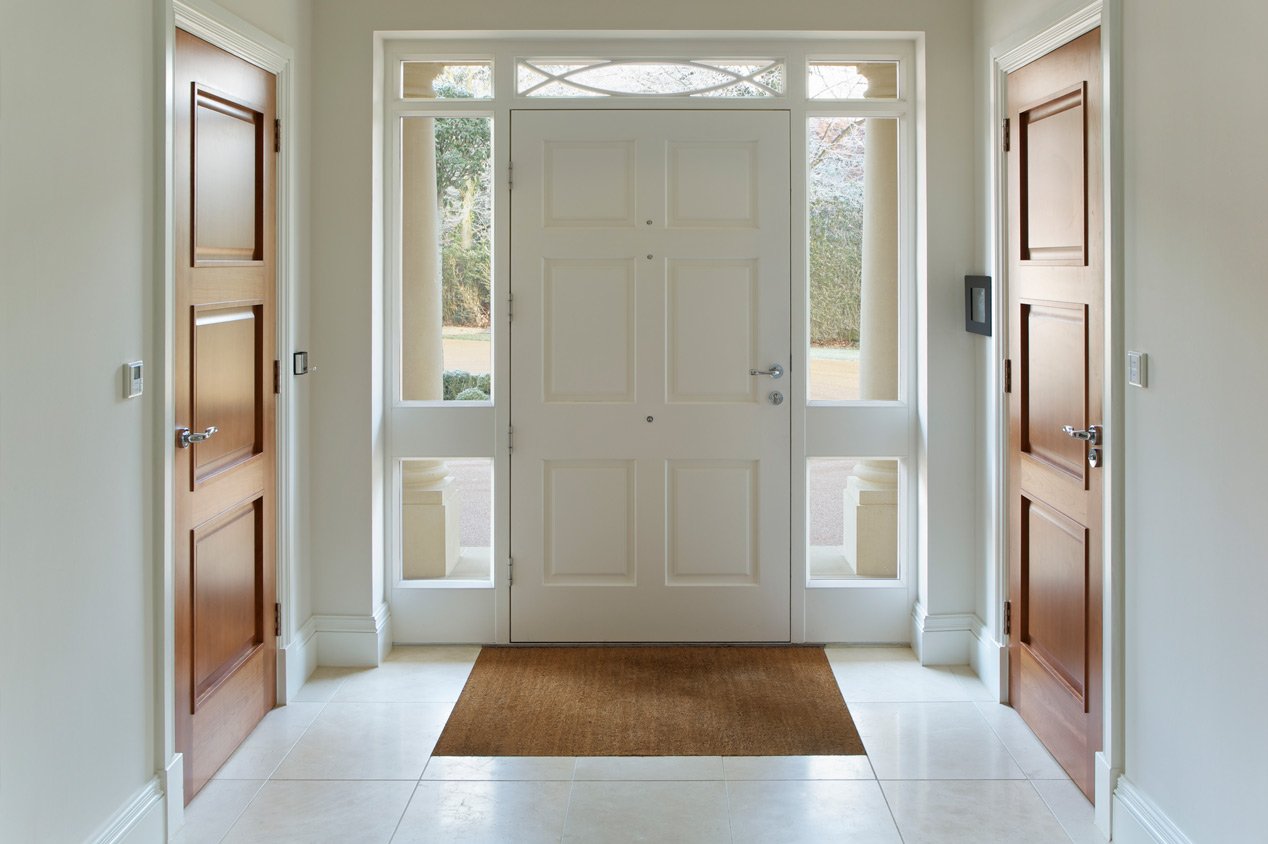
[749,363,784,379]
[1062,424,1101,445]
[177,426,218,448]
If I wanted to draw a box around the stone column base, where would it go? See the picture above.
[402,475,461,578]
[842,474,898,577]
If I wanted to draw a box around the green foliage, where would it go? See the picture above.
[434,115,493,328]
[808,117,866,347]
[443,370,491,400]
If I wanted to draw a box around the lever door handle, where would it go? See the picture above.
[749,363,784,379]
[1062,424,1102,445]
[177,425,218,448]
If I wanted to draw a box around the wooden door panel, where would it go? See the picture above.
[192,499,264,699]
[193,305,262,480]
[175,28,276,803]
[1021,84,1087,264]
[1022,499,1088,699]
[193,87,264,264]
[1008,27,1102,801]
[1021,302,1088,481]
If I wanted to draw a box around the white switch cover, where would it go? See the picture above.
[1127,351,1147,388]
[123,361,143,398]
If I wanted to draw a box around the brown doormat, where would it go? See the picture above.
[432,646,864,757]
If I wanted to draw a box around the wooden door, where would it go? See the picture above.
[509,110,791,642]
[1007,28,1103,800]
[174,29,277,802]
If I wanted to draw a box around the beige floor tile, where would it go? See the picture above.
[271,701,451,780]
[727,779,902,843]
[172,779,264,844]
[881,780,1070,844]
[723,754,876,780]
[974,701,1069,780]
[573,755,724,781]
[1033,777,1107,844]
[563,780,730,843]
[289,666,358,703]
[392,780,572,843]
[215,702,326,780]
[826,647,973,703]
[850,702,1026,780]
[221,780,414,844]
[421,756,577,781]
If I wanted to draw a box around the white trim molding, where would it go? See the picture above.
[87,778,165,844]
[280,617,319,701]
[910,603,980,665]
[162,753,184,839]
[1114,777,1195,844]
[313,605,393,666]
[970,615,1006,701]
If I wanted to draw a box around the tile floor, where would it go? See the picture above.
[174,646,1108,843]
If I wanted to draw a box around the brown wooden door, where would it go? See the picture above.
[174,28,277,803]
[1006,28,1103,801]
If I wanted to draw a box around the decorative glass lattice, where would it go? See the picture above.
[517,59,785,98]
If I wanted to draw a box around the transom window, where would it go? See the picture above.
[516,58,785,98]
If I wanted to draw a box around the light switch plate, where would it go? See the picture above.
[123,361,144,398]
[1127,351,1147,388]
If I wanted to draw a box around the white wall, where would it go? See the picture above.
[1,1,159,839]
[0,0,312,839]
[308,0,979,645]
[972,0,1268,839]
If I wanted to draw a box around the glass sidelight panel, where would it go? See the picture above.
[400,116,493,401]
[400,458,492,582]
[807,116,899,402]
[402,61,493,99]
[808,457,900,581]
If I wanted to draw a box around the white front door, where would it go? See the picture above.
[510,110,791,642]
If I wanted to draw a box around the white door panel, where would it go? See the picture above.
[511,110,791,642]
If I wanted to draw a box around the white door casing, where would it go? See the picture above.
[509,110,792,642]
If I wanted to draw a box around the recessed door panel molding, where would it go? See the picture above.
[1021,301,1087,480]
[174,29,276,803]
[666,259,757,403]
[191,498,264,706]
[1022,498,1088,701]
[193,304,262,482]
[667,460,758,584]
[542,259,636,403]
[667,141,759,227]
[511,110,790,642]
[192,85,264,265]
[543,460,637,584]
[542,140,637,227]
[1020,82,1087,265]
[1007,27,1102,800]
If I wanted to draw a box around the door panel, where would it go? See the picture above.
[175,29,276,803]
[1007,28,1103,801]
[511,110,790,642]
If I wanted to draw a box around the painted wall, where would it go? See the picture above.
[308,0,979,637]
[0,1,159,839]
[0,0,313,839]
[973,0,1268,839]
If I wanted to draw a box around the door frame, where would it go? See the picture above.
[158,0,299,828]
[376,34,922,646]
[987,0,1123,831]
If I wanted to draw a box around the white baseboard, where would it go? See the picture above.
[969,617,1006,701]
[313,604,392,667]
[88,777,165,844]
[910,603,979,665]
[162,753,184,838]
[280,617,319,700]
[1095,751,1118,837]
[1113,776,1195,844]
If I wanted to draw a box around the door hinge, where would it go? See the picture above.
[507,292,514,322]
[1003,358,1012,393]
[507,425,514,454]
[1002,117,1010,152]
[274,118,281,153]
[274,602,281,637]
[1004,600,1012,636]
[508,557,513,586]
[273,359,281,394]
[507,160,513,190]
